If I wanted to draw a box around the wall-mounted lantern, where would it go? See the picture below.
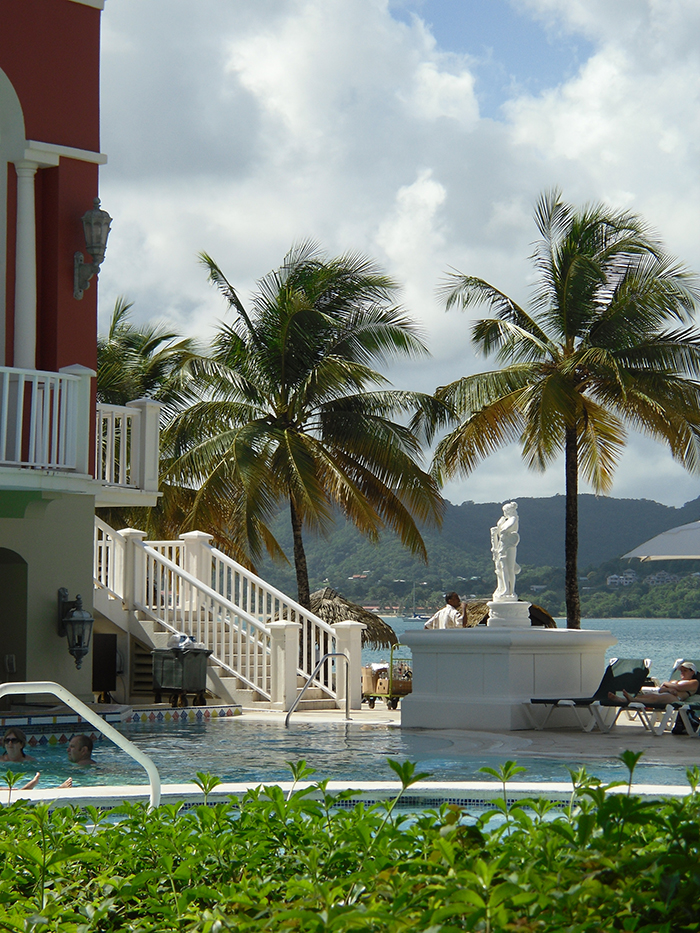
[74,197,112,299]
[58,588,94,669]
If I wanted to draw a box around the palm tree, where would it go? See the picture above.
[96,298,231,549]
[433,189,700,628]
[97,296,199,408]
[164,241,445,608]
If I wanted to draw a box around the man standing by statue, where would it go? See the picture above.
[424,591,468,629]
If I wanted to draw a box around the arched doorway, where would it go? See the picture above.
[0,547,27,706]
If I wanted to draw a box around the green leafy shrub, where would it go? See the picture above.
[0,759,699,931]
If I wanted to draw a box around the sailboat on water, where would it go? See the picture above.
[405,582,429,620]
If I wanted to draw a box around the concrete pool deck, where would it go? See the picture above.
[245,702,700,770]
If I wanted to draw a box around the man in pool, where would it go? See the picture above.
[21,735,96,790]
[67,734,96,766]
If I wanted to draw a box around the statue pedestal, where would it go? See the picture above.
[487,598,531,628]
[400,627,616,731]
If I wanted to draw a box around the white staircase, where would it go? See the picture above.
[93,518,364,711]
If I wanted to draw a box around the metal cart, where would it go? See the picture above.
[152,645,212,707]
[362,644,412,709]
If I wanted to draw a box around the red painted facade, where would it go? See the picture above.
[1,0,102,372]
[0,0,100,152]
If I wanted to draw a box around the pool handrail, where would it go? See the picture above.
[0,681,161,808]
[285,653,350,727]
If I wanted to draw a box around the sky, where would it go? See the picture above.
[97,0,700,510]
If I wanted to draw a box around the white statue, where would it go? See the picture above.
[491,501,521,600]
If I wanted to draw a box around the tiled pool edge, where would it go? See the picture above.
[13,779,693,811]
[0,703,242,746]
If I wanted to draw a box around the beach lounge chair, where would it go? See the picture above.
[624,659,700,736]
[526,657,651,732]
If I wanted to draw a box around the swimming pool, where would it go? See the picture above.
[5,718,695,790]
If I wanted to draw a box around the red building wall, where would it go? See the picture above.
[0,0,100,152]
[1,0,103,372]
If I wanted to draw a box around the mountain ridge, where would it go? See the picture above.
[256,493,700,598]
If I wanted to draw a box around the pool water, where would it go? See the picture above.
[4,719,693,790]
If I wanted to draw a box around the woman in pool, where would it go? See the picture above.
[608,660,699,706]
[1,727,36,762]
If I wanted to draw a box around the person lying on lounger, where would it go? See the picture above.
[608,660,699,706]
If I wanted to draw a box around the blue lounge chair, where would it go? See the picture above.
[526,657,652,732]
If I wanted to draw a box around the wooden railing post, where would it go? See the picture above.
[126,397,162,492]
[269,621,301,710]
[120,528,147,613]
[332,621,366,710]
[180,531,214,583]
[59,364,95,474]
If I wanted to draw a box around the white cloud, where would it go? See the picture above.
[97,0,700,508]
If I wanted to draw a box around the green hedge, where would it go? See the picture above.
[1,758,699,932]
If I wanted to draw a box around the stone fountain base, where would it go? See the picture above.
[400,626,616,731]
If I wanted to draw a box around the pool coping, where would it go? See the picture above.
[11,778,693,810]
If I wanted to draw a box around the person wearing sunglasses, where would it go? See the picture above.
[1,728,36,763]
[608,660,699,706]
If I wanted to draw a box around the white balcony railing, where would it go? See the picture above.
[0,365,161,504]
[95,399,161,495]
[0,364,91,471]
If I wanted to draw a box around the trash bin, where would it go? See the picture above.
[152,645,212,707]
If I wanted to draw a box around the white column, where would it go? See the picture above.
[268,621,301,709]
[119,528,148,614]
[13,160,39,370]
[333,620,366,710]
[180,531,213,583]
[126,398,162,492]
[60,364,96,474]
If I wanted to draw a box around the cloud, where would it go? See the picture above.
[97,0,700,507]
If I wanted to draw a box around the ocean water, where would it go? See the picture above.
[363,616,700,679]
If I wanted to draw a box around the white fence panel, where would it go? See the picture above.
[0,366,80,469]
[210,548,339,698]
[95,404,141,486]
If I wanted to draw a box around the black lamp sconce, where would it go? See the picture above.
[74,197,112,299]
[58,588,94,669]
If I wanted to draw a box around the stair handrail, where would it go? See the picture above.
[137,542,273,697]
[0,681,161,808]
[139,544,271,639]
[285,653,350,727]
[209,545,336,637]
[94,515,127,600]
[208,545,339,696]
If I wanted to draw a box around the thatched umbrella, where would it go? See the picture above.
[310,587,399,649]
[463,600,557,628]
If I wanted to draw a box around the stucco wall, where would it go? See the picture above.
[0,491,95,701]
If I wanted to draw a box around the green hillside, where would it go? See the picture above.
[255,494,700,617]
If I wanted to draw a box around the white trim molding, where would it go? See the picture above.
[26,140,108,166]
[67,0,106,9]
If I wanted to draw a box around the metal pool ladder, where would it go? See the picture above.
[285,652,350,727]
[0,681,161,808]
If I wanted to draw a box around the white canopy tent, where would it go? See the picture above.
[623,521,700,561]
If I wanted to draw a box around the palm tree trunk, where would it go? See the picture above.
[564,425,582,629]
[289,498,311,609]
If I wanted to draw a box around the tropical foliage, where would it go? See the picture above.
[95,299,243,552]
[434,189,700,628]
[97,297,198,408]
[2,757,700,931]
[164,242,444,606]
